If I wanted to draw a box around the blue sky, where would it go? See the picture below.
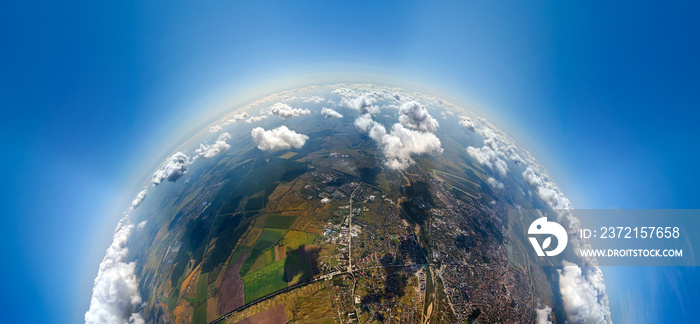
[1,1,699,323]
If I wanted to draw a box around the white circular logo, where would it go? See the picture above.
[528,217,568,256]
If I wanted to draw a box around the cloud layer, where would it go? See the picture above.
[251,126,308,151]
[85,219,144,324]
[466,145,509,177]
[268,102,310,118]
[303,96,325,104]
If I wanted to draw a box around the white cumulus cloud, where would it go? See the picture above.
[458,116,475,131]
[321,107,343,118]
[208,125,222,133]
[340,95,379,114]
[268,102,310,118]
[398,101,439,132]
[486,177,505,190]
[379,124,443,170]
[466,145,508,177]
[222,112,248,125]
[85,219,144,324]
[558,261,610,324]
[536,304,553,324]
[245,115,268,124]
[251,126,308,151]
[303,96,325,104]
[130,189,147,208]
[355,114,442,170]
[151,152,189,185]
[194,132,232,159]
[354,113,375,131]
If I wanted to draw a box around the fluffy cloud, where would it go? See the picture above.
[194,132,232,159]
[558,261,610,324]
[303,96,325,104]
[208,125,222,133]
[466,145,508,177]
[378,124,443,170]
[398,101,439,132]
[332,87,359,98]
[521,167,611,323]
[536,304,553,324]
[340,95,379,114]
[130,189,147,208]
[486,177,505,190]
[251,126,308,151]
[522,167,571,210]
[354,113,375,131]
[85,219,144,324]
[151,152,189,185]
[136,220,147,230]
[458,116,475,131]
[222,112,248,125]
[245,115,268,124]
[355,114,442,170]
[268,102,310,118]
[321,107,343,118]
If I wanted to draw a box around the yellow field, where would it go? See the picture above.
[280,230,316,252]
[279,152,299,159]
[240,227,263,247]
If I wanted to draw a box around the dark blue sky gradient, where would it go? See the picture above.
[1,2,698,323]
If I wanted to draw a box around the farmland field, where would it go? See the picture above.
[280,230,316,252]
[249,248,274,273]
[242,259,288,304]
[253,228,287,249]
[218,249,249,315]
[240,228,287,276]
[285,250,313,285]
[193,272,208,324]
[264,214,297,229]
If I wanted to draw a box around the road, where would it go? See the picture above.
[348,182,362,274]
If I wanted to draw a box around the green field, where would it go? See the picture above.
[254,228,287,249]
[280,230,316,251]
[265,214,297,229]
[193,304,207,324]
[242,259,288,303]
[193,272,208,324]
[166,288,179,311]
[285,250,313,285]
[240,228,287,276]
[229,247,250,265]
[249,248,275,273]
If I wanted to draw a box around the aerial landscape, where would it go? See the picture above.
[88,84,608,323]
[4,2,699,324]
